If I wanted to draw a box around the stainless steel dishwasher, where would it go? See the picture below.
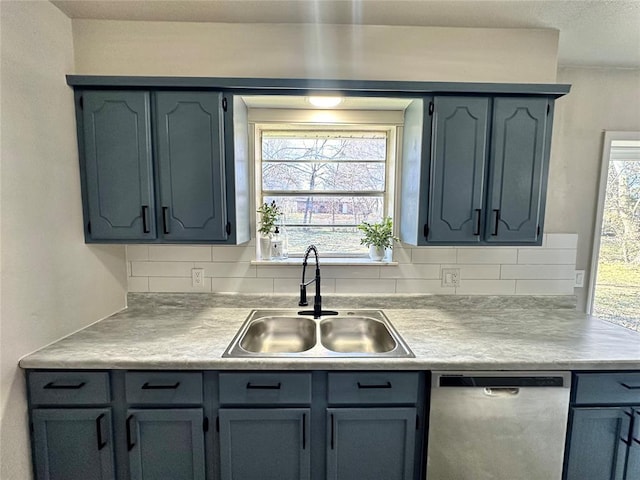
[426,371,571,480]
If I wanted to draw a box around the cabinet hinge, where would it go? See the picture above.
[222,97,228,112]
[216,416,220,432]
[428,101,434,116]
[226,222,231,235]
[423,224,429,239]
[79,95,84,109]
[203,417,209,433]
[87,222,91,234]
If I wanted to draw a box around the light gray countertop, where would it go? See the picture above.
[19,294,640,371]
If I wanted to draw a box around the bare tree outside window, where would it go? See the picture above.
[592,140,640,332]
[261,131,389,255]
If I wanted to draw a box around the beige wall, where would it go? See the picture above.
[72,20,559,82]
[547,67,640,310]
[0,2,128,478]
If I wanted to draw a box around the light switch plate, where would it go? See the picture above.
[574,270,585,288]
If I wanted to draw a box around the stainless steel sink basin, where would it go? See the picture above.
[223,309,413,358]
[320,317,396,353]
[239,316,316,353]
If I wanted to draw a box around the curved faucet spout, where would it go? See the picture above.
[298,245,337,319]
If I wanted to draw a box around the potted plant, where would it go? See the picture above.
[257,200,281,260]
[357,216,399,261]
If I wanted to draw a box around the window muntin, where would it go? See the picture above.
[259,130,391,256]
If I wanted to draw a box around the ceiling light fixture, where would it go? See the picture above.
[307,96,343,108]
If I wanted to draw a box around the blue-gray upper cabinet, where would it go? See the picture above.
[401,95,553,246]
[485,97,550,244]
[154,92,227,242]
[76,90,251,244]
[81,91,156,241]
[428,96,489,243]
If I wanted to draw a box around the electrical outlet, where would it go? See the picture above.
[441,268,460,287]
[574,270,585,288]
[192,268,205,287]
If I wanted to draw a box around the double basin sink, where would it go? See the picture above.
[223,309,414,358]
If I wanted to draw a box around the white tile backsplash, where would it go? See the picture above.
[126,233,579,296]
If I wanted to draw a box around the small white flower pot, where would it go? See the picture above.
[259,236,272,260]
[368,245,386,261]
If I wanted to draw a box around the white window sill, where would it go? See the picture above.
[251,257,398,266]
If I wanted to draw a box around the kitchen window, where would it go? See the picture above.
[256,125,397,257]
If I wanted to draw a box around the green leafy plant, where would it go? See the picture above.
[357,217,398,249]
[257,200,282,237]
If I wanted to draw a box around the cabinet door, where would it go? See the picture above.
[219,408,310,480]
[82,90,155,240]
[155,92,227,242]
[127,408,205,480]
[327,408,416,480]
[485,97,548,243]
[626,409,640,480]
[32,408,115,480]
[428,96,489,243]
[565,407,631,480]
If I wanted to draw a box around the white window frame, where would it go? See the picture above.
[250,108,403,260]
[587,130,640,313]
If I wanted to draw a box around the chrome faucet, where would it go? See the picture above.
[298,245,338,319]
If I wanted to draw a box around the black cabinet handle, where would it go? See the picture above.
[141,205,150,233]
[126,415,136,451]
[141,382,180,390]
[302,413,306,450]
[96,414,107,450]
[246,382,281,390]
[162,207,170,234]
[620,382,640,389]
[491,209,500,236]
[473,209,482,236]
[357,381,392,389]
[43,381,86,390]
[330,414,335,450]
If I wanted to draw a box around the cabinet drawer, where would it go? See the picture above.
[219,372,311,405]
[125,372,203,404]
[328,372,419,405]
[574,372,640,405]
[29,371,110,405]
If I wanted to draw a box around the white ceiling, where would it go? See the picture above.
[51,0,640,68]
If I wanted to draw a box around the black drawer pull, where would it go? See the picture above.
[302,413,307,450]
[44,381,86,390]
[330,413,335,450]
[126,415,136,451]
[96,414,107,450]
[246,382,281,390]
[357,381,392,389]
[141,205,150,233]
[162,206,170,234]
[620,382,640,390]
[141,382,180,390]
[491,209,500,236]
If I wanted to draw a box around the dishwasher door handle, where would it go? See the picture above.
[484,387,520,396]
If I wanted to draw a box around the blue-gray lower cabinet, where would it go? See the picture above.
[326,408,416,480]
[31,408,115,480]
[564,372,640,480]
[565,407,637,480]
[126,408,206,480]
[218,408,311,480]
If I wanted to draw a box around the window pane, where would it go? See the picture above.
[262,135,386,162]
[286,226,368,256]
[262,162,385,192]
[264,195,384,226]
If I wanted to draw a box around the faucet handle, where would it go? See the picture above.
[298,284,308,306]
